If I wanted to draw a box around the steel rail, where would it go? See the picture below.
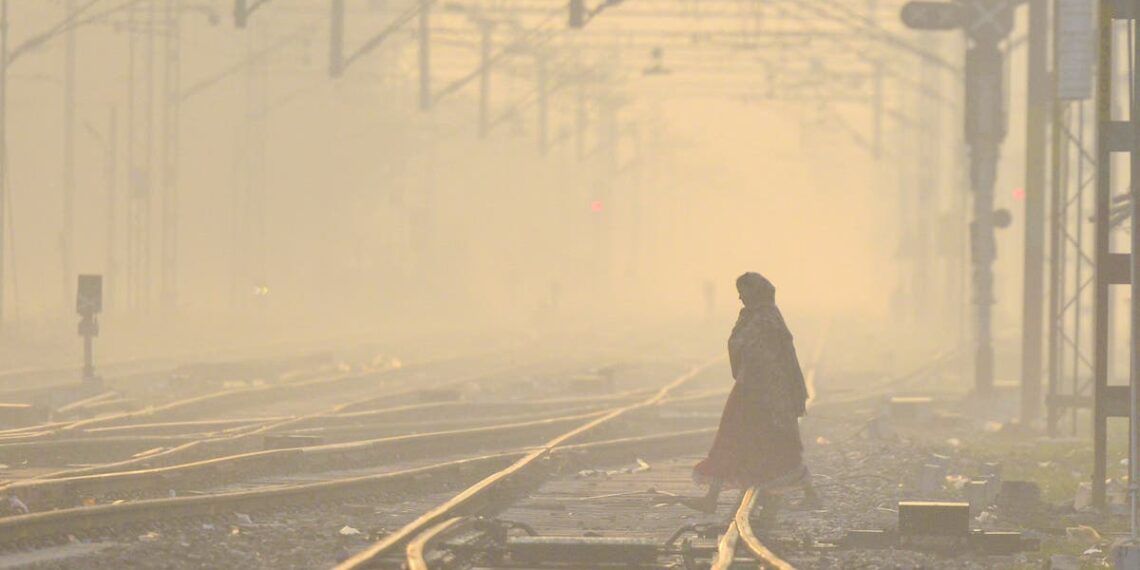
[0,409,611,509]
[404,427,719,569]
[0,428,715,546]
[0,452,521,545]
[336,358,722,570]
[34,376,642,478]
[736,488,796,569]
[6,360,538,485]
[405,517,467,570]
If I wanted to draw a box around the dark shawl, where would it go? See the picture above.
[727,303,808,418]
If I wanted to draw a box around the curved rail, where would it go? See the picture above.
[405,517,467,570]
[710,487,796,570]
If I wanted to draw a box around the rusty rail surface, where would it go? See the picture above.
[710,487,796,570]
[0,453,521,544]
[405,517,468,570]
[0,409,609,508]
[335,358,722,570]
[0,360,539,487]
[0,428,714,546]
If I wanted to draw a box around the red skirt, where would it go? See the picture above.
[693,380,804,488]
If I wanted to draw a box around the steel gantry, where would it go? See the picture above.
[1044,0,1140,516]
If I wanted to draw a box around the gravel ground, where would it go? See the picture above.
[4,338,1103,570]
[6,487,465,569]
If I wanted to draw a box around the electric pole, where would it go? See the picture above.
[902,0,1015,395]
[536,52,548,155]
[160,0,182,312]
[478,21,492,138]
[418,0,430,111]
[105,107,117,312]
[0,0,9,327]
[62,0,77,315]
[1020,0,1049,423]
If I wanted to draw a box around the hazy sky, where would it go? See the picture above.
[0,1,1035,348]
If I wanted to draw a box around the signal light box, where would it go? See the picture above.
[76,274,103,316]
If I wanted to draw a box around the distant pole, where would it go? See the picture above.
[1129,0,1140,534]
[1020,0,1049,424]
[872,61,883,159]
[143,0,155,312]
[62,0,77,315]
[536,52,548,154]
[478,22,491,138]
[418,0,431,111]
[575,80,587,161]
[0,0,8,327]
[160,0,181,312]
[329,0,344,77]
[965,29,1012,396]
[105,106,117,312]
[125,5,136,310]
[869,0,882,159]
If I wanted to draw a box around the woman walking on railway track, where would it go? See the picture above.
[676,272,819,514]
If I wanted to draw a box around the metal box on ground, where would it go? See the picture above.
[506,536,659,566]
[889,396,934,422]
[997,481,1041,512]
[898,501,970,536]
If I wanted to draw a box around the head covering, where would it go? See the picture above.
[736,272,775,307]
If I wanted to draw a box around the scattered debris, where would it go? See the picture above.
[945,473,969,491]
[338,525,361,536]
[631,458,651,473]
[7,495,29,514]
[1065,525,1102,546]
[138,531,161,542]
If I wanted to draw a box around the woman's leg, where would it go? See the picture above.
[677,479,722,513]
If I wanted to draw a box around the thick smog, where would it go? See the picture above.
[0,1,1130,569]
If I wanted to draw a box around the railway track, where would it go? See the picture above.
[334,357,722,568]
[0,324,986,570]
[0,355,587,490]
[0,360,715,570]
[337,324,834,570]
